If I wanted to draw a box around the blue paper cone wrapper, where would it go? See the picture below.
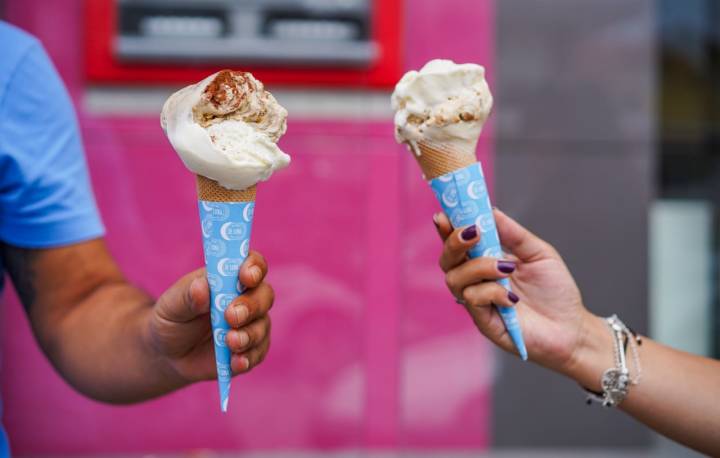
[429,163,528,360]
[198,200,255,411]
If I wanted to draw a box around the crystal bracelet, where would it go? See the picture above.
[583,314,642,407]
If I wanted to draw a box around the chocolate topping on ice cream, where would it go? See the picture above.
[192,70,285,142]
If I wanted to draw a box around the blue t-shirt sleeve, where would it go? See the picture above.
[0,41,104,248]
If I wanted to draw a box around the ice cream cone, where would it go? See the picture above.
[196,175,257,412]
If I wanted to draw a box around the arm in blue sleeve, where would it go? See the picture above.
[0,40,104,248]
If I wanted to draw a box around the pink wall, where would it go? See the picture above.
[1,0,496,454]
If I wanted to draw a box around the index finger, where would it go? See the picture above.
[239,250,268,289]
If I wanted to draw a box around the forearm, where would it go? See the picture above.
[39,281,188,403]
[566,314,720,456]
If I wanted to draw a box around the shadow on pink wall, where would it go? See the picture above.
[1,0,496,454]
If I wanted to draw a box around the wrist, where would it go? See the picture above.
[562,312,615,391]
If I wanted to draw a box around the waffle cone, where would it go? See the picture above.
[196,175,256,202]
[414,140,476,179]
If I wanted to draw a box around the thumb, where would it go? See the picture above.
[155,268,210,323]
[494,209,557,262]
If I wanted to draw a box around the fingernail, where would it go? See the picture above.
[236,331,249,347]
[508,291,520,304]
[240,356,250,370]
[460,225,478,241]
[189,277,203,296]
[234,304,249,324]
[497,260,516,274]
[432,213,441,228]
[250,266,262,282]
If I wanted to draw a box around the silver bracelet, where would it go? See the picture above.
[584,314,642,407]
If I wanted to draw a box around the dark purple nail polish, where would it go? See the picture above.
[460,225,478,241]
[497,261,516,274]
[508,291,520,304]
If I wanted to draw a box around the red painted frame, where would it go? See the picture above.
[84,0,402,87]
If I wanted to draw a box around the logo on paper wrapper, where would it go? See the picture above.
[204,238,226,257]
[450,201,479,227]
[476,214,495,233]
[201,218,213,238]
[467,181,487,200]
[240,239,250,258]
[217,258,242,276]
[441,186,459,208]
[220,222,246,241]
[216,362,231,379]
[437,173,453,183]
[214,328,227,348]
[211,309,221,326]
[236,279,246,294]
[202,202,230,221]
[214,293,234,312]
[206,272,222,291]
[243,203,254,223]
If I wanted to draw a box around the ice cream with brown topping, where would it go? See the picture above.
[161,70,289,190]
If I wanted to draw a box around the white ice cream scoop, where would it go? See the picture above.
[391,59,493,155]
[161,70,290,190]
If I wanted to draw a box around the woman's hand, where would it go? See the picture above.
[435,209,594,376]
[437,210,720,456]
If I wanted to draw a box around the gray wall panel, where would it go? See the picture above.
[493,0,656,447]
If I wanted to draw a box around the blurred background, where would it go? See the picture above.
[0,0,718,456]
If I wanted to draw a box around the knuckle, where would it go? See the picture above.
[437,256,446,271]
[446,232,460,251]
[247,323,261,346]
[261,316,271,335]
[266,283,275,307]
[494,285,509,303]
[444,271,456,290]
[461,287,475,306]
[247,351,259,369]
[258,340,271,364]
